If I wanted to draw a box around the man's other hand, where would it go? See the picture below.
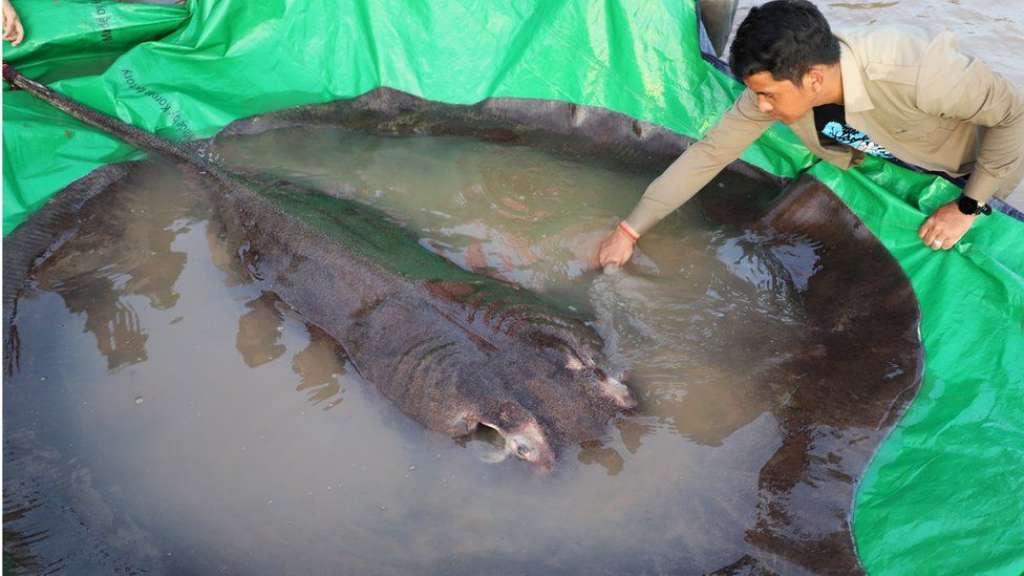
[918,200,977,250]
[597,225,637,267]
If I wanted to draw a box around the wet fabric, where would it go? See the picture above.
[2,1,1023,574]
[814,157,1024,575]
[1,0,187,84]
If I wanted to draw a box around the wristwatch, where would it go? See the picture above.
[957,194,992,216]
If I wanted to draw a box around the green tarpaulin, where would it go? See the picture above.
[3,1,1022,573]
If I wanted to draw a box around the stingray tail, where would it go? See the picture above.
[3,64,214,171]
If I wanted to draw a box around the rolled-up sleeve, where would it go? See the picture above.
[917,34,1024,202]
[624,89,775,235]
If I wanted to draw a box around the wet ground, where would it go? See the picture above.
[4,128,905,574]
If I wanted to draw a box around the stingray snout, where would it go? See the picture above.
[474,403,556,470]
[598,374,637,410]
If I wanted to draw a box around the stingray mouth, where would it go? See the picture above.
[476,420,555,470]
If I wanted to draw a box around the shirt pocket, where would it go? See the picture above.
[889,110,958,146]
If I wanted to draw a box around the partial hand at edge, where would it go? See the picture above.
[918,200,978,250]
[2,0,24,46]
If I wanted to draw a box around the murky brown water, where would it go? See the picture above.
[6,130,836,574]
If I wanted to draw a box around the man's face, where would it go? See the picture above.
[744,71,818,125]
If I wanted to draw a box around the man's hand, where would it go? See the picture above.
[3,0,25,46]
[596,224,637,267]
[918,200,977,250]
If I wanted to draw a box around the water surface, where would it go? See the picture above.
[6,129,846,574]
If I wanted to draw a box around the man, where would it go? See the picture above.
[598,0,1024,267]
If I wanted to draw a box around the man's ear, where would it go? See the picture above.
[805,67,826,92]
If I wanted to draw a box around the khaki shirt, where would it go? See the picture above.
[625,27,1024,236]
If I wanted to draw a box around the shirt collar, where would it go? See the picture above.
[836,35,874,114]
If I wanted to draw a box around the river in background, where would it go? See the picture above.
[732,0,1024,87]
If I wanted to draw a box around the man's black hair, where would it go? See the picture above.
[728,0,840,85]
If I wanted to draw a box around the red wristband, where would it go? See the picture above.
[618,221,639,242]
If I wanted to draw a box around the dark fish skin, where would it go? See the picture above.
[3,65,636,468]
[206,170,637,468]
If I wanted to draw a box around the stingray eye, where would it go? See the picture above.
[516,444,532,458]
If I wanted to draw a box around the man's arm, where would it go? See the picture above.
[917,33,1024,204]
[624,89,775,235]
[597,89,774,266]
[917,34,1024,250]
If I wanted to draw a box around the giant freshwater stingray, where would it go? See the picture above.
[3,69,924,573]
[1,65,638,470]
